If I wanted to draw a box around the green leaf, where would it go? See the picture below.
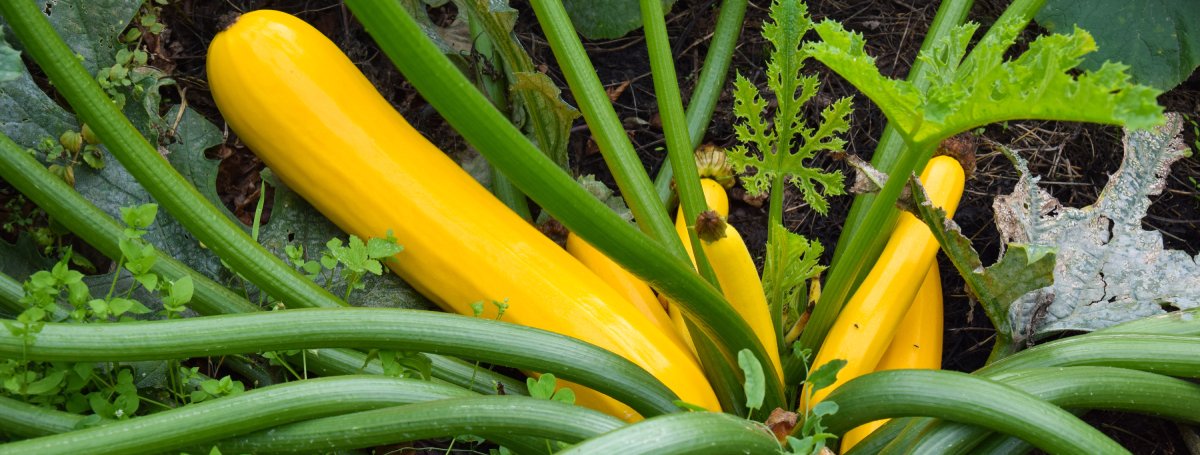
[727,0,850,214]
[1037,0,1200,91]
[736,349,765,411]
[561,0,677,39]
[118,203,158,230]
[994,114,1197,343]
[762,222,825,343]
[527,373,558,400]
[806,358,845,393]
[808,14,1165,145]
[23,368,65,395]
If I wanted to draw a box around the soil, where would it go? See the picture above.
[20,0,1200,453]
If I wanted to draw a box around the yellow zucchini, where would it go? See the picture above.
[206,10,719,420]
[696,218,783,379]
[669,178,729,352]
[838,262,943,451]
[803,155,964,408]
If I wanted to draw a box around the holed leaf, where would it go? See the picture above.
[994,114,1196,343]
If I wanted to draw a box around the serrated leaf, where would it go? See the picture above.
[728,1,850,214]
[808,14,1165,145]
[561,0,677,40]
[736,349,765,411]
[400,0,472,55]
[908,175,1056,346]
[1037,0,1200,91]
[762,222,825,338]
[994,114,1196,343]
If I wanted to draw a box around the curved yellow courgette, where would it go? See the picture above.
[698,220,783,379]
[670,178,729,352]
[838,262,943,451]
[803,155,964,408]
[206,10,719,420]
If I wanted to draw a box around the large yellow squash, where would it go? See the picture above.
[803,156,964,408]
[206,10,719,420]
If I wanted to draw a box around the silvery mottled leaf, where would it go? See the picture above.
[994,113,1194,342]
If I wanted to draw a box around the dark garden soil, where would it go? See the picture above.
[66,0,1200,453]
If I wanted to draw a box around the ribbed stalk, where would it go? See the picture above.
[0,134,525,395]
[640,0,720,288]
[218,396,624,453]
[345,0,784,411]
[818,370,1128,454]
[0,267,27,316]
[0,376,473,455]
[0,308,679,416]
[904,367,1200,454]
[0,395,79,438]
[557,411,780,455]
[977,334,1200,378]
[652,0,749,207]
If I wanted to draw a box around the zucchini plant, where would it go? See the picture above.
[0,0,1194,453]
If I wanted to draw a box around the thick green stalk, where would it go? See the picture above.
[0,133,525,395]
[219,396,625,453]
[903,367,1200,454]
[0,308,680,417]
[977,334,1200,378]
[345,0,786,410]
[0,271,28,316]
[0,376,477,455]
[857,328,1200,452]
[818,370,1128,454]
[0,395,79,438]
[795,0,1051,375]
[640,0,720,288]
[652,0,749,207]
[557,411,780,455]
[524,0,681,258]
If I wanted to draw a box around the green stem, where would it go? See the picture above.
[818,370,1128,455]
[904,367,1200,455]
[345,0,785,411]
[977,334,1200,378]
[0,270,28,316]
[0,376,477,455]
[653,0,749,207]
[0,133,525,396]
[640,0,721,289]
[218,396,624,453]
[0,308,681,417]
[556,411,780,455]
[525,0,681,258]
